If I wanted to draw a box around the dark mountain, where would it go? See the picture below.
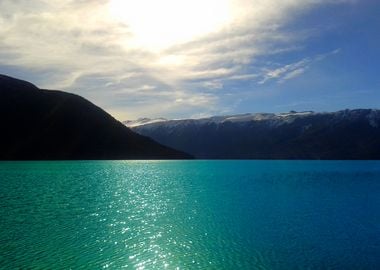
[126,110,380,159]
[0,74,192,160]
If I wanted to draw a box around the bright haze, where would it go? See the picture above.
[0,0,379,120]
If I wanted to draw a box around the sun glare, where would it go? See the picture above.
[108,0,233,51]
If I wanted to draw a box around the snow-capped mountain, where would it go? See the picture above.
[124,109,380,159]
[124,111,316,128]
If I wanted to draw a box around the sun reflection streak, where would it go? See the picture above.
[108,162,187,269]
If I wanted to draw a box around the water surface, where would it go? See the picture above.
[0,161,379,269]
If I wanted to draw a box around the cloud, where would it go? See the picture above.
[203,81,224,90]
[258,49,341,84]
[281,68,306,81]
[259,59,310,84]
[0,0,352,119]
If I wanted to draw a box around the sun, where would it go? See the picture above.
[108,0,233,51]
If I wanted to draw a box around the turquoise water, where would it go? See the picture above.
[0,161,379,269]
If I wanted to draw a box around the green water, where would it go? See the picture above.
[1,161,380,269]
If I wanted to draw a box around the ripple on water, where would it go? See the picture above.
[1,161,380,269]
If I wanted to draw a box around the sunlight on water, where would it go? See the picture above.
[1,161,380,269]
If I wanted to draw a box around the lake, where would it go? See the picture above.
[0,161,379,269]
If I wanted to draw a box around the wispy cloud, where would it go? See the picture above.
[0,0,353,119]
[258,49,341,84]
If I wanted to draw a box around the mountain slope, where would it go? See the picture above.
[127,110,380,159]
[0,74,192,160]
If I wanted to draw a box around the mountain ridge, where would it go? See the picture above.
[126,109,380,159]
[0,74,192,160]
[124,111,318,127]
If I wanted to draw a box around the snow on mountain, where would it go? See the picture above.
[124,109,380,159]
[124,111,316,128]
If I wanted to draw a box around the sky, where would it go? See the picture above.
[0,0,379,120]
